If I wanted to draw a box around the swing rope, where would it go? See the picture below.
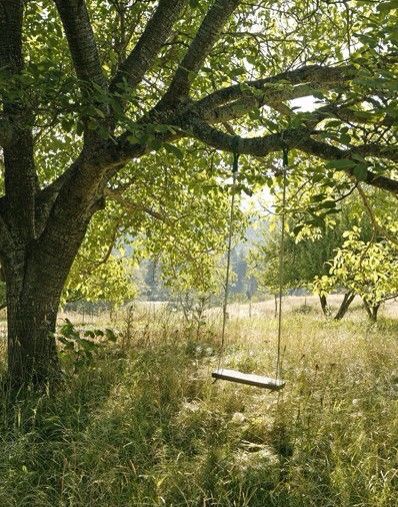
[218,147,239,370]
[276,147,288,380]
[213,143,288,391]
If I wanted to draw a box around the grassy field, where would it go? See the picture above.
[0,299,397,506]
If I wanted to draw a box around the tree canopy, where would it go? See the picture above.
[0,0,398,386]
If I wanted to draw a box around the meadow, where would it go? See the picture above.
[0,298,397,506]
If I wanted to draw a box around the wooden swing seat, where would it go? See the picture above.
[212,368,285,391]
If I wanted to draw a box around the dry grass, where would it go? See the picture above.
[0,300,397,506]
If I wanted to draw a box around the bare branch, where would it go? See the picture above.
[104,187,170,223]
[158,0,241,106]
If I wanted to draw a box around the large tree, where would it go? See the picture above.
[0,0,397,387]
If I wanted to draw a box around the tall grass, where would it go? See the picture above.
[0,304,397,506]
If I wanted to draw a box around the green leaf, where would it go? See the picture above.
[353,164,368,181]
[164,143,183,160]
[127,135,140,144]
[325,159,356,170]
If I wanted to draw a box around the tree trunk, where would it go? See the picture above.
[4,251,67,386]
[334,292,355,320]
[372,304,380,322]
[3,206,92,388]
[363,300,380,322]
[7,291,59,387]
[319,294,329,317]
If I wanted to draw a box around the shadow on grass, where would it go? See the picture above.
[0,345,129,507]
[2,311,397,507]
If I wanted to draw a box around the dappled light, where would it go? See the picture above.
[0,0,397,504]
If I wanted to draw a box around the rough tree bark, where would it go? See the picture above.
[1,160,100,385]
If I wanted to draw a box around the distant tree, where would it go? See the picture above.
[314,228,398,322]
[250,203,358,315]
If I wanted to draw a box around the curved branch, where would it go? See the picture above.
[180,118,398,194]
[195,64,356,114]
[180,116,312,156]
[104,188,170,224]
[355,143,398,162]
[298,138,398,194]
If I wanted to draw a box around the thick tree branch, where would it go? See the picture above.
[195,64,356,114]
[0,0,37,241]
[297,138,398,194]
[354,143,398,162]
[178,118,398,194]
[110,0,187,95]
[179,116,311,156]
[158,0,241,106]
[54,0,107,88]
[53,0,110,149]
[34,170,77,238]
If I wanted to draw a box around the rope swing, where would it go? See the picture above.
[276,146,289,381]
[212,144,288,390]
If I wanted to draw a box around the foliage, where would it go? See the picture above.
[249,191,371,296]
[57,318,118,372]
[64,145,237,303]
[314,228,398,312]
